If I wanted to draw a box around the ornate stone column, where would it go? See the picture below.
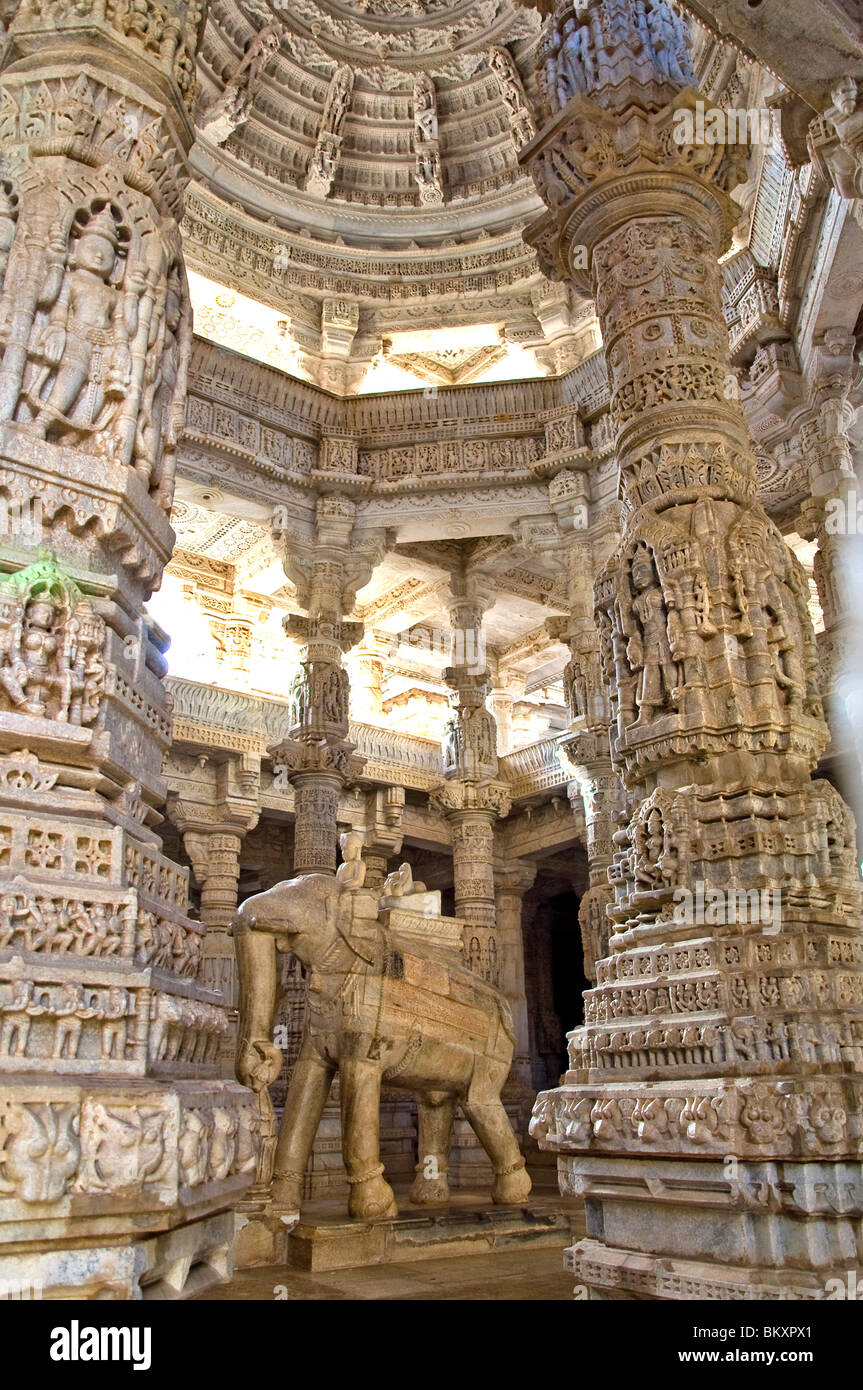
[272,494,387,875]
[487,665,525,756]
[796,333,863,817]
[0,0,258,1298]
[169,752,260,1008]
[494,860,537,1096]
[347,636,386,723]
[432,572,511,982]
[521,0,863,1300]
[547,479,625,984]
[563,749,624,983]
[353,785,405,890]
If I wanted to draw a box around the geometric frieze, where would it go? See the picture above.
[532,1073,863,1161]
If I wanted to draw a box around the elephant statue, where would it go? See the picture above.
[234,870,532,1222]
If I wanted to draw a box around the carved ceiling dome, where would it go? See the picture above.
[195,0,544,241]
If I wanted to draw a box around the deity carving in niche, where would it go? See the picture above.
[307,134,339,194]
[630,794,680,894]
[625,543,680,725]
[16,202,135,443]
[728,516,822,721]
[0,560,106,726]
[443,714,462,774]
[556,18,594,103]
[415,148,444,203]
[0,191,189,505]
[324,66,353,137]
[286,661,349,731]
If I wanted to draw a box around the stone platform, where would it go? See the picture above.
[236,1188,581,1273]
[289,1191,579,1272]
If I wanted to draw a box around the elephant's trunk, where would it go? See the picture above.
[234,911,279,1089]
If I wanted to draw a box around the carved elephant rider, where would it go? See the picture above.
[234,871,532,1223]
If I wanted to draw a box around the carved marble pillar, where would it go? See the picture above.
[433,574,511,979]
[431,782,512,983]
[168,754,260,1014]
[796,342,863,810]
[564,747,624,984]
[487,669,525,756]
[347,640,385,722]
[494,860,537,1095]
[354,785,405,890]
[548,502,625,986]
[521,0,863,1300]
[185,831,242,928]
[0,0,258,1299]
[272,495,386,875]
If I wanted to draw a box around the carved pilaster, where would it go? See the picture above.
[0,0,258,1298]
[520,0,863,1302]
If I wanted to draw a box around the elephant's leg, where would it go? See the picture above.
[410,1091,456,1206]
[340,1056,398,1221]
[462,1062,532,1205]
[271,1038,334,1216]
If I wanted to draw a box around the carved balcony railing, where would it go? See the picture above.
[498,736,570,800]
[167,679,576,800]
[166,677,444,789]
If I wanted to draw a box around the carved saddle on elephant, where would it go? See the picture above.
[305,886,517,1083]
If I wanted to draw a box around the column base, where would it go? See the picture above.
[0,1075,257,1299]
[0,1211,236,1301]
[557,1153,863,1300]
[566,1238,861,1301]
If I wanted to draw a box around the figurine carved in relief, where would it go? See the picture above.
[134,257,191,508]
[627,544,680,724]
[413,75,438,143]
[19,203,137,444]
[0,562,106,725]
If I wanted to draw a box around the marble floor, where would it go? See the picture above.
[195,1244,576,1301]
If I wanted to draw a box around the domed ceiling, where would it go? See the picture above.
[181,3,757,397]
[179,0,594,395]
[195,0,543,227]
